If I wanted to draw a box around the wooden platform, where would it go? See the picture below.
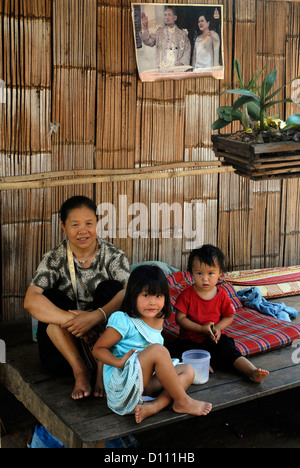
[1,298,300,448]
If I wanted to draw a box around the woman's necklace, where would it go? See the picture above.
[74,242,97,265]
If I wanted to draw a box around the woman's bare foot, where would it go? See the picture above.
[173,395,212,417]
[72,370,92,400]
[251,368,269,383]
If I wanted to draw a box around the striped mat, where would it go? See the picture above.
[222,266,300,299]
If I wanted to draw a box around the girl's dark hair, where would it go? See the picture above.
[121,265,172,320]
[60,196,97,224]
[187,244,227,273]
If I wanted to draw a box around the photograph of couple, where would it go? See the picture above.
[132,4,224,82]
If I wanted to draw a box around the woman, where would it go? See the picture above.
[24,196,131,400]
[192,14,220,69]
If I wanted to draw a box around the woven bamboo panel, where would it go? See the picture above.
[1,0,300,321]
[281,179,300,266]
[50,0,97,222]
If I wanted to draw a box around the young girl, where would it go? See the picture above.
[93,265,212,423]
[173,245,269,383]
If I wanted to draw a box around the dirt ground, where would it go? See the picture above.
[1,383,300,448]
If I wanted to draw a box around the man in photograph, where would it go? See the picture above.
[139,6,191,70]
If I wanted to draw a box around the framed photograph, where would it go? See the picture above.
[132,3,224,82]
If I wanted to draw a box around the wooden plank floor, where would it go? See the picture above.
[1,296,300,448]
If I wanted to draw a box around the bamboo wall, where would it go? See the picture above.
[0,0,300,321]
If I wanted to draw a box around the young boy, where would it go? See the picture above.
[173,245,269,383]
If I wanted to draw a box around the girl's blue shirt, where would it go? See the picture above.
[103,311,163,384]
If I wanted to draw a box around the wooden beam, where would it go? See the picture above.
[0,163,235,191]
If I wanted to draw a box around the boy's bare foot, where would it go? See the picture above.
[173,396,212,417]
[72,370,92,400]
[251,368,269,383]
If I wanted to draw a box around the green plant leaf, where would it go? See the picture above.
[265,75,300,102]
[261,70,277,101]
[282,123,299,131]
[246,65,267,91]
[286,113,300,126]
[263,98,293,111]
[247,101,261,120]
[230,109,243,121]
[234,59,244,88]
[217,106,232,116]
[222,89,261,102]
[212,118,231,130]
[232,95,259,111]
[217,59,300,136]
[214,107,242,124]
[282,113,300,130]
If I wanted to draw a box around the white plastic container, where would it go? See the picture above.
[182,349,211,385]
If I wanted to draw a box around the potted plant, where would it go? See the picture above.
[211,59,300,180]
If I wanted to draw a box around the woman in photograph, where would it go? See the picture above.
[192,13,220,69]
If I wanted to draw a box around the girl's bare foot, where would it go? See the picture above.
[135,402,158,424]
[72,370,92,399]
[135,397,212,424]
[251,368,269,383]
[93,361,105,397]
[93,379,105,398]
[173,396,212,417]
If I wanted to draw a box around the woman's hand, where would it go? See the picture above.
[61,310,99,338]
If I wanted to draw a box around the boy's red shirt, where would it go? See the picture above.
[175,285,236,343]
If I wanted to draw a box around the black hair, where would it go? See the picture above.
[187,244,227,273]
[198,12,210,23]
[197,7,213,24]
[165,6,177,16]
[59,196,97,224]
[121,265,172,320]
